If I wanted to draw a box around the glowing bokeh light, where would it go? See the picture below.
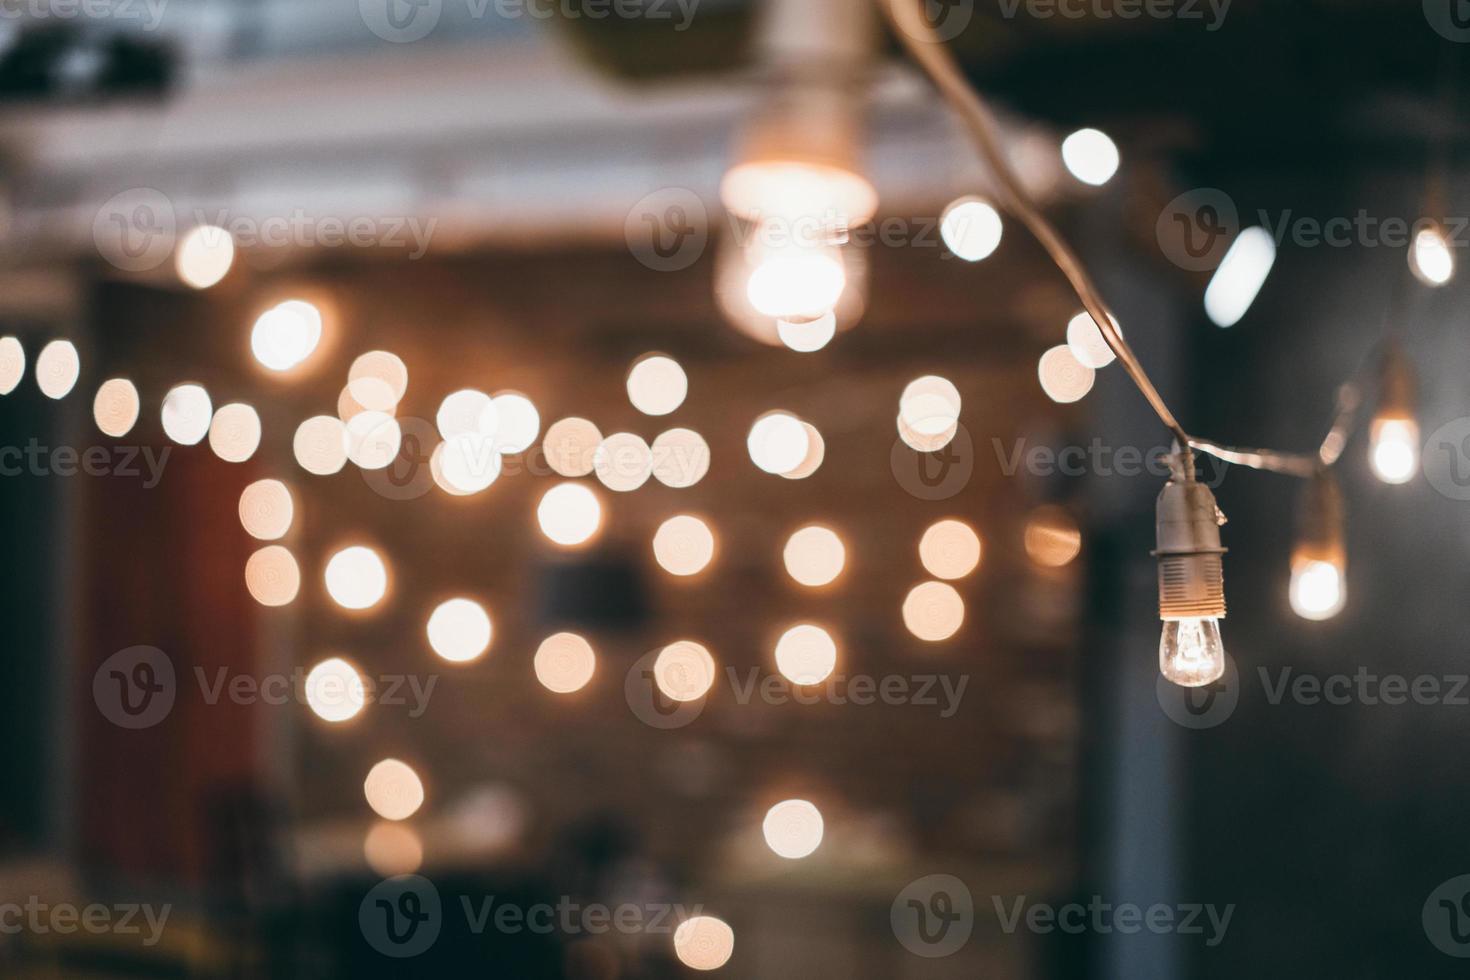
[35,340,79,400]
[594,432,654,492]
[673,916,735,971]
[940,196,1004,262]
[426,598,493,663]
[774,624,837,685]
[347,351,408,409]
[436,389,495,441]
[251,301,322,372]
[364,759,425,822]
[1370,418,1419,485]
[781,423,825,480]
[161,383,213,445]
[293,415,349,476]
[239,479,294,541]
[653,515,716,577]
[543,417,602,478]
[324,545,389,611]
[626,354,688,417]
[746,244,847,320]
[491,391,540,454]
[919,519,982,580]
[1409,225,1454,286]
[762,799,824,859]
[1065,311,1118,369]
[1204,227,1276,328]
[1038,345,1096,403]
[534,633,597,694]
[899,376,961,437]
[304,657,367,723]
[538,483,603,547]
[902,581,965,641]
[652,428,711,488]
[437,433,501,494]
[1289,559,1346,621]
[654,641,717,702]
[364,822,424,877]
[175,225,235,289]
[345,411,402,470]
[776,311,837,353]
[1061,127,1120,186]
[783,525,846,587]
[245,545,301,607]
[1024,506,1083,568]
[747,412,810,475]
[0,336,24,395]
[208,403,262,462]
[92,378,140,437]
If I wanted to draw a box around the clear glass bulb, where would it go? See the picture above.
[746,242,846,320]
[1289,559,1345,621]
[1369,417,1419,485]
[1159,617,1226,687]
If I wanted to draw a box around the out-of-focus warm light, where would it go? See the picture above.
[776,311,837,352]
[239,479,294,541]
[763,799,824,859]
[294,415,349,475]
[364,759,425,822]
[902,581,965,641]
[36,340,79,400]
[347,351,408,410]
[774,624,837,685]
[1061,127,1120,186]
[1369,417,1419,484]
[437,433,501,494]
[781,423,825,480]
[594,432,654,492]
[305,657,367,723]
[345,411,402,470]
[721,160,878,228]
[748,411,810,475]
[1038,345,1096,403]
[627,355,688,417]
[161,383,213,444]
[245,545,301,607]
[896,414,958,453]
[1066,311,1119,368]
[427,598,493,663]
[783,525,846,587]
[175,225,234,289]
[437,389,495,441]
[538,483,603,547]
[534,633,597,694]
[337,383,376,423]
[92,378,139,437]
[652,428,711,488]
[325,545,389,611]
[491,391,540,454]
[1409,224,1454,286]
[208,403,262,462]
[1289,558,1346,621]
[940,196,1004,262]
[364,822,423,877]
[0,336,24,395]
[653,515,716,577]
[544,418,602,478]
[919,519,982,580]
[673,915,735,972]
[1204,226,1275,327]
[1025,506,1083,567]
[746,242,847,320]
[654,640,716,702]
[899,376,961,437]
[251,301,322,372]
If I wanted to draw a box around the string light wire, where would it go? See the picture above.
[882,0,1365,481]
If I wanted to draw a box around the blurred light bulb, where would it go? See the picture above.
[762,799,824,859]
[746,241,846,319]
[1061,127,1119,186]
[251,301,322,372]
[776,311,837,352]
[721,160,877,229]
[1289,559,1346,621]
[940,196,1003,261]
[1369,418,1419,484]
[1204,227,1275,327]
[175,225,234,289]
[1159,617,1226,687]
[1409,224,1454,286]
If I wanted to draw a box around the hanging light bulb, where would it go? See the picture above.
[1408,222,1454,287]
[1154,454,1229,687]
[1368,344,1419,485]
[745,235,848,320]
[1289,470,1346,621]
